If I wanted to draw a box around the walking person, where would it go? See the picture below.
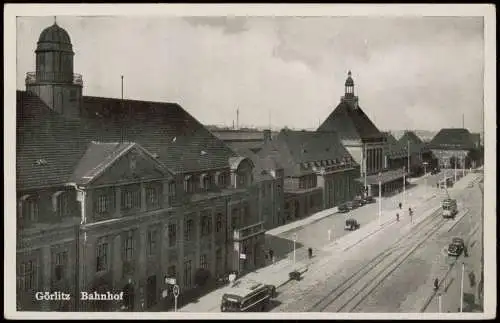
[399,202,402,209]
[434,278,439,291]
[396,213,400,222]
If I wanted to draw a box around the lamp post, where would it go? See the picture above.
[293,234,297,264]
[454,155,457,183]
[460,262,465,312]
[403,166,406,207]
[438,293,442,313]
[423,162,428,193]
[378,172,382,226]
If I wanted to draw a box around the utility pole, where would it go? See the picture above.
[121,75,124,142]
[236,108,239,130]
[460,262,465,312]
[378,173,382,226]
[403,166,406,207]
[407,140,410,178]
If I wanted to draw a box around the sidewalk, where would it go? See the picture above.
[178,176,437,312]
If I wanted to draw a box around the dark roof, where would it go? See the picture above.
[318,101,384,141]
[427,128,476,151]
[398,131,426,154]
[233,148,277,182]
[258,129,356,177]
[382,132,407,158]
[17,91,238,190]
[37,23,73,52]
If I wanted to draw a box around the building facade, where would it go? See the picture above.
[258,129,359,223]
[428,128,479,169]
[17,22,265,312]
[318,71,405,197]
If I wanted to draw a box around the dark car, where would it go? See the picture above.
[344,218,360,231]
[448,242,464,257]
[346,201,354,209]
[431,167,440,175]
[338,203,350,213]
[363,195,375,204]
[351,199,361,209]
[452,237,465,249]
[354,195,365,206]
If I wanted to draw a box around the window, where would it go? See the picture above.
[216,213,223,233]
[123,231,135,262]
[218,172,228,187]
[146,186,160,210]
[17,260,37,291]
[167,265,177,280]
[121,186,141,210]
[237,172,247,187]
[184,176,197,194]
[147,229,158,256]
[184,219,194,241]
[96,194,109,214]
[202,174,212,190]
[201,214,212,237]
[57,193,69,217]
[168,223,177,247]
[200,255,208,269]
[168,181,176,204]
[96,237,109,272]
[183,260,192,288]
[20,196,39,222]
[53,251,68,281]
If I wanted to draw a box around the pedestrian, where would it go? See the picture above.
[399,202,402,209]
[434,278,439,290]
[269,249,274,262]
[396,213,400,222]
[308,247,313,259]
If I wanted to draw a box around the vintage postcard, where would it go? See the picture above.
[4,3,496,320]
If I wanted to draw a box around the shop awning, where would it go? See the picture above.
[355,169,407,186]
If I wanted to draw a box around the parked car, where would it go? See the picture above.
[354,195,365,206]
[338,203,350,213]
[363,195,375,204]
[346,201,354,210]
[344,218,360,231]
[448,237,465,257]
[351,199,361,209]
[431,167,440,175]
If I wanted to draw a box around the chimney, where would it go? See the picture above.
[263,129,272,143]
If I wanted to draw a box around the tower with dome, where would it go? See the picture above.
[25,19,83,119]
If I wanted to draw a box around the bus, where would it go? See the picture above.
[220,281,274,312]
[442,198,458,218]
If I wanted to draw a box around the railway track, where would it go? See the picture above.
[307,209,448,312]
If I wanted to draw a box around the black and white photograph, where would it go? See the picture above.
[4,3,496,320]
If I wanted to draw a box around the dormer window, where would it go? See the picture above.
[52,191,69,218]
[19,194,39,223]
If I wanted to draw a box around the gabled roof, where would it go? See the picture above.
[398,131,426,154]
[318,101,384,141]
[258,129,356,177]
[382,132,407,158]
[71,141,172,185]
[16,91,239,190]
[427,128,476,151]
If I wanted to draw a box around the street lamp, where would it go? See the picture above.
[378,172,382,226]
[403,166,406,207]
[293,233,298,265]
[438,293,442,313]
[460,262,465,312]
[423,162,428,193]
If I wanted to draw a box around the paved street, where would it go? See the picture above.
[270,172,481,312]
[264,171,453,265]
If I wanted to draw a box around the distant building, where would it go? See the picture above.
[382,132,408,170]
[427,128,479,169]
[17,22,265,312]
[210,129,278,153]
[318,71,405,197]
[258,129,359,222]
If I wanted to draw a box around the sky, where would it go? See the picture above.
[16,15,485,132]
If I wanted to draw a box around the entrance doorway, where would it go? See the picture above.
[122,283,135,311]
[146,275,157,309]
